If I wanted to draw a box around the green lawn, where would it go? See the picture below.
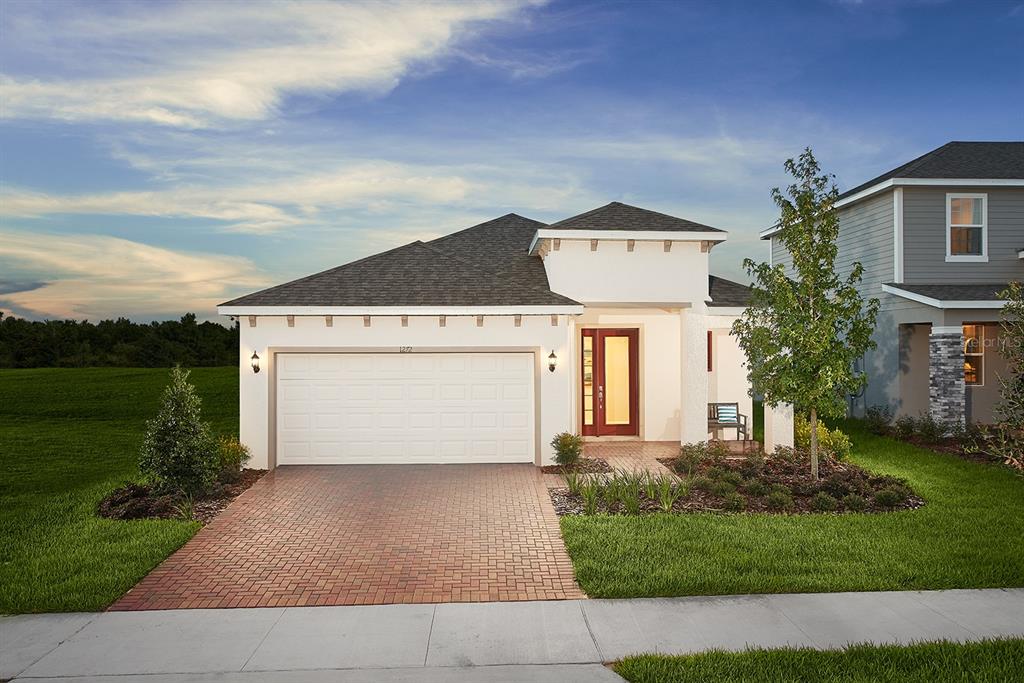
[561,420,1024,597]
[0,367,238,613]
[614,639,1024,683]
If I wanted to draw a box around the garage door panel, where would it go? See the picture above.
[276,352,534,464]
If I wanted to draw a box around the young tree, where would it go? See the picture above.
[995,281,1023,431]
[732,148,879,479]
[139,366,218,495]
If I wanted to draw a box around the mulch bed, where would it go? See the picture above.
[540,457,612,474]
[98,469,266,525]
[550,452,923,516]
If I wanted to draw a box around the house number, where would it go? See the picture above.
[399,346,413,353]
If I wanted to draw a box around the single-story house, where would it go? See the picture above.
[219,202,794,469]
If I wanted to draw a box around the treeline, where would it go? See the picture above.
[0,313,238,368]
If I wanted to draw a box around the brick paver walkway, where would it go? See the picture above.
[111,465,584,610]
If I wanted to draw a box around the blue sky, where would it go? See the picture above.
[1,0,1021,321]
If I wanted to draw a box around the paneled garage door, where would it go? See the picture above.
[276,352,535,464]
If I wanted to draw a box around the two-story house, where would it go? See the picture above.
[762,141,1023,427]
[220,202,795,470]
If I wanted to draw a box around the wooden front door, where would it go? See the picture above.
[581,329,639,436]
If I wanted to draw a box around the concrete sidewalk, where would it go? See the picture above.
[3,588,1023,682]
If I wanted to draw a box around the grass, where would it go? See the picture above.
[614,639,1024,683]
[561,420,1024,597]
[0,367,238,613]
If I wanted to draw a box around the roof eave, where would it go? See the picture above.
[881,284,1005,310]
[529,228,728,254]
[837,178,1024,209]
[217,304,586,317]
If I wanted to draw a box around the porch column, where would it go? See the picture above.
[680,306,709,444]
[929,325,966,428]
[763,402,794,453]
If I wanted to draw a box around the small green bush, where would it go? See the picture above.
[655,475,682,512]
[580,481,600,515]
[812,492,839,511]
[708,480,736,497]
[551,432,584,467]
[705,465,726,480]
[863,405,892,435]
[676,441,729,477]
[893,414,916,440]
[842,493,867,512]
[723,492,746,512]
[795,414,852,460]
[768,483,791,496]
[873,487,908,509]
[914,413,947,443]
[217,436,250,478]
[742,480,770,497]
[720,471,744,487]
[766,490,794,511]
[739,452,765,478]
[691,476,714,492]
[139,367,218,496]
[563,471,582,496]
[620,485,641,515]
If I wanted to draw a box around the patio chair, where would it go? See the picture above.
[707,402,749,441]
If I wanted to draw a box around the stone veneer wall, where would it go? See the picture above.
[928,328,965,428]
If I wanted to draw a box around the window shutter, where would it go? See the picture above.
[707,330,713,372]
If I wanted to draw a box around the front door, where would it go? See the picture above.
[581,329,639,436]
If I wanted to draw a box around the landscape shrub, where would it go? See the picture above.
[812,492,839,511]
[719,470,744,487]
[739,452,766,478]
[139,366,218,496]
[914,414,947,443]
[708,480,736,497]
[580,481,600,515]
[795,414,852,460]
[563,471,583,496]
[705,465,726,481]
[691,476,714,492]
[656,476,682,512]
[765,490,794,511]
[768,483,791,496]
[842,493,867,512]
[863,405,892,435]
[620,485,641,515]
[216,436,250,482]
[723,492,746,511]
[873,487,908,509]
[742,479,770,497]
[892,414,916,440]
[820,471,865,499]
[551,432,584,467]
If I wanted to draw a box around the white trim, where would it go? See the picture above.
[931,325,963,335]
[759,225,782,240]
[945,192,988,262]
[529,228,727,254]
[893,187,904,283]
[836,177,1024,208]
[705,306,747,316]
[218,304,585,316]
[881,284,1004,310]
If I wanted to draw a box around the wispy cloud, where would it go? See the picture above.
[0,230,269,320]
[0,0,539,128]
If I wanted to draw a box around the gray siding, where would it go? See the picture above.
[903,186,1024,283]
[770,238,791,271]
[835,190,895,304]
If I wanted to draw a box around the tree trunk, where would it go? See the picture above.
[809,407,819,481]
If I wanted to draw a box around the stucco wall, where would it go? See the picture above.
[542,238,711,304]
[238,314,574,469]
[706,313,754,439]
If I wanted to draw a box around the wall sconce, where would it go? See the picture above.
[250,352,260,374]
[548,350,558,373]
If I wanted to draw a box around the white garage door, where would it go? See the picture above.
[276,352,535,464]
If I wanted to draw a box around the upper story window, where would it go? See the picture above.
[946,193,988,262]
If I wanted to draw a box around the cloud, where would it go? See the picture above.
[0,1,538,128]
[0,230,269,320]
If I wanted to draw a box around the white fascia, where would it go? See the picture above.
[758,225,782,240]
[528,228,727,254]
[836,178,1024,209]
[217,305,585,317]
[705,306,748,317]
[881,284,1004,310]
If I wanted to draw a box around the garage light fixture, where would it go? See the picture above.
[250,352,260,374]
[548,350,558,373]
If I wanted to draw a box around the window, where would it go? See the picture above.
[707,330,713,372]
[963,324,984,386]
[946,193,987,261]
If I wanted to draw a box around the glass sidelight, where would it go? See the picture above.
[581,329,639,436]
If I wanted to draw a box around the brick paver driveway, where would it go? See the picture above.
[112,465,584,610]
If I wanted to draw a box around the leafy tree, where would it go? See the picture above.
[732,148,879,479]
[995,281,1023,431]
[139,366,219,495]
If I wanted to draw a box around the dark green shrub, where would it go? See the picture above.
[551,432,584,467]
[720,470,744,487]
[812,492,839,511]
[743,480,770,496]
[864,405,892,435]
[705,465,726,480]
[915,414,947,443]
[139,367,218,496]
[873,487,908,509]
[691,476,714,492]
[740,452,766,478]
[723,492,746,511]
[842,493,867,512]
[821,471,864,498]
[893,415,916,440]
[709,480,736,497]
[768,483,791,496]
[766,490,794,511]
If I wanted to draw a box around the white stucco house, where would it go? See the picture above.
[218,202,794,469]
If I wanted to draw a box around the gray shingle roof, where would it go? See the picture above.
[548,201,725,233]
[708,275,752,307]
[884,282,1011,303]
[221,215,579,308]
[840,141,1024,199]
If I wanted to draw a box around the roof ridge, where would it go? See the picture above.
[427,213,546,246]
